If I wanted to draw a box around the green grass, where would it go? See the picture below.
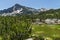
[31,24,60,38]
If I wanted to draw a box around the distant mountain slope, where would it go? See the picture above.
[0,4,39,14]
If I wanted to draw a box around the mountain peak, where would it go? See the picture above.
[0,4,39,15]
[14,3,21,6]
[13,3,25,10]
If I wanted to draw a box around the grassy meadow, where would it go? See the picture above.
[31,24,60,40]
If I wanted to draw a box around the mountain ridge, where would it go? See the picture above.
[0,4,39,14]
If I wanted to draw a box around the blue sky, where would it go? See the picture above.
[0,0,60,10]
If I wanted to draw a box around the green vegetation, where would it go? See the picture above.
[0,16,60,40]
[0,9,60,40]
[31,24,60,38]
[0,16,32,40]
